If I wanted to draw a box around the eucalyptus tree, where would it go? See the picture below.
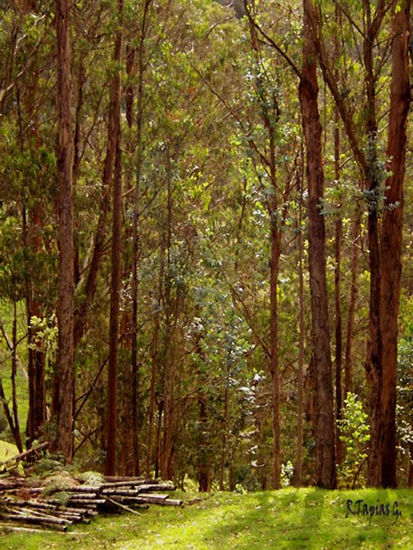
[53,0,75,459]
[308,0,411,487]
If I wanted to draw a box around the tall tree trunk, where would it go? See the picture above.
[363,0,383,486]
[344,217,361,397]
[146,241,164,477]
[11,301,23,452]
[128,0,152,476]
[52,0,74,460]
[104,0,123,476]
[73,16,123,348]
[334,110,344,465]
[16,54,47,448]
[161,158,176,480]
[299,0,336,489]
[269,191,281,490]
[295,158,305,486]
[378,2,410,488]
[23,210,47,447]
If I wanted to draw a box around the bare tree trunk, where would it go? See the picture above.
[295,158,305,486]
[104,0,123,476]
[146,242,164,477]
[128,0,152,476]
[23,211,47,447]
[269,191,281,490]
[344,217,361,397]
[334,110,344,465]
[299,0,336,489]
[161,159,176,480]
[378,2,410,488]
[52,0,74,460]
[219,359,230,490]
[363,0,383,486]
[16,56,47,448]
[73,13,123,348]
[11,301,23,452]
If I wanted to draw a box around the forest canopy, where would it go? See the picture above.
[0,0,411,491]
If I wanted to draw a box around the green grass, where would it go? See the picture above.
[1,488,412,549]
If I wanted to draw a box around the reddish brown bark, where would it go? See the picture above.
[160,159,176,480]
[378,2,410,488]
[295,163,305,486]
[344,217,361,397]
[269,191,281,490]
[128,0,152,476]
[24,210,46,446]
[52,0,74,459]
[334,112,344,465]
[104,0,123,476]
[146,242,164,477]
[299,0,336,489]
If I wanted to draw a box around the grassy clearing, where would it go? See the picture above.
[1,488,412,549]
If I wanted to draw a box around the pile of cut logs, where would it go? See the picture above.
[0,476,182,532]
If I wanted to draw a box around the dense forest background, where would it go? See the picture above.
[0,0,411,491]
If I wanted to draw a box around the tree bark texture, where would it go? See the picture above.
[52,0,74,460]
[295,163,305,486]
[299,0,336,489]
[104,0,123,476]
[344,217,361,397]
[378,2,410,488]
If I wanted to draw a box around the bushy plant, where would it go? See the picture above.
[281,461,294,487]
[337,393,370,489]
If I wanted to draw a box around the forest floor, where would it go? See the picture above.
[0,487,412,549]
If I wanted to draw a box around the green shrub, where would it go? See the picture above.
[337,393,370,489]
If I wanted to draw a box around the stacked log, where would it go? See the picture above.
[0,476,182,532]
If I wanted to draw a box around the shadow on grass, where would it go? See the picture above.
[3,488,411,550]
[191,489,327,549]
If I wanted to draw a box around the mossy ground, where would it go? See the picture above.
[1,488,412,549]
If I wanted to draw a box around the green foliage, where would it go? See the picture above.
[76,470,105,486]
[41,472,78,497]
[337,394,370,489]
[29,458,65,478]
[281,460,294,488]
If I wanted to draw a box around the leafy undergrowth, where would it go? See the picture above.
[1,488,412,549]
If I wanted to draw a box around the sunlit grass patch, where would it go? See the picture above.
[0,488,412,549]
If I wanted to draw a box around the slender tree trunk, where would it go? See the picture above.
[73,14,123,348]
[299,0,336,489]
[72,59,86,286]
[378,2,410,488]
[219,365,230,490]
[161,160,176,480]
[269,193,281,490]
[146,242,164,477]
[123,42,137,477]
[295,159,305,486]
[104,0,123,476]
[198,391,211,492]
[0,377,21,450]
[16,70,47,448]
[23,212,47,446]
[52,0,74,460]
[129,0,153,478]
[11,301,23,452]
[344,217,361,397]
[334,110,344,465]
[364,0,383,486]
